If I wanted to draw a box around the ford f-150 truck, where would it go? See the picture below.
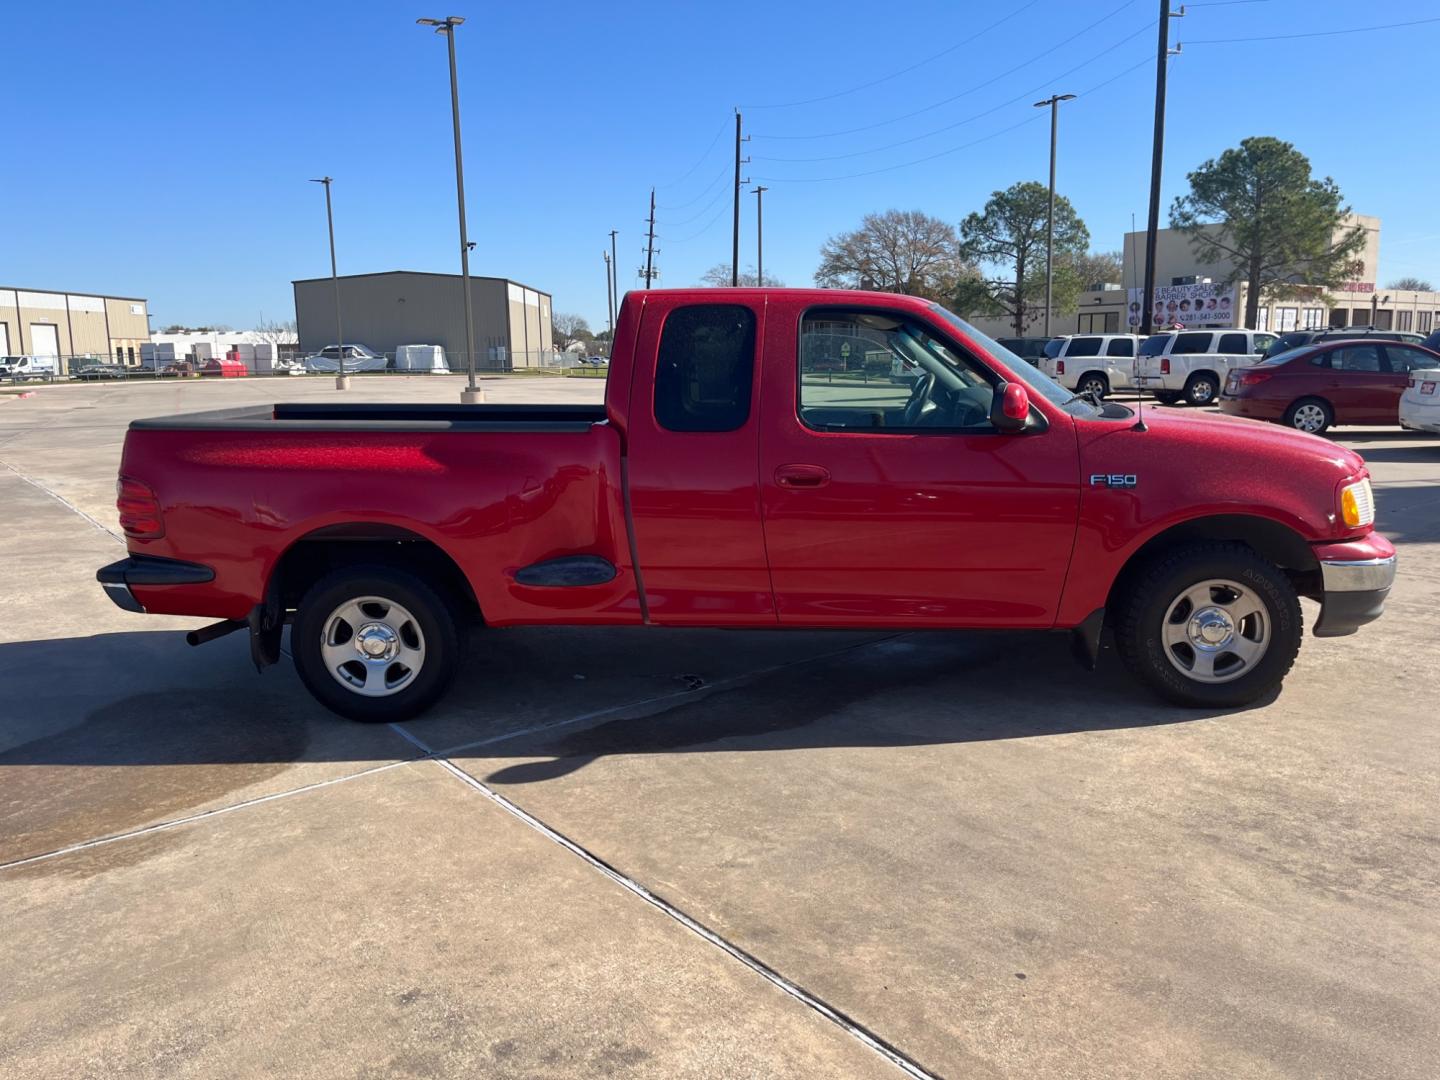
[98,289,1395,721]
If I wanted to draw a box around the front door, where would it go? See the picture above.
[758,304,1081,628]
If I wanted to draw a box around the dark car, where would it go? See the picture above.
[1219,338,1440,434]
[997,336,1056,365]
[1422,329,1440,354]
[73,363,125,381]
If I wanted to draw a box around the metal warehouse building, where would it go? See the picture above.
[1,286,150,368]
[292,271,553,371]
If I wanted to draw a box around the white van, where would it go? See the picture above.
[1134,329,1279,405]
[1400,368,1440,434]
[0,355,59,382]
[1038,334,1143,399]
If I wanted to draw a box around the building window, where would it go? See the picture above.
[654,304,756,432]
[1373,309,1393,330]
[1420,311,1434,334]
[1302,307,1326,329]
[1275,307,1299,332]
[1329,309,1349,328]
[1397,310,1413,332]
[1255,308,1269,331]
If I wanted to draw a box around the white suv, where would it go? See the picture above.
[1134,329,1279,406]
[1037,334,1143,399]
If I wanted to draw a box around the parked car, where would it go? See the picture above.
[1219,339,1440,433]
[1400,367,1440,434]
[98,288,1393,722]
[0,355,60,381]
[578,355,608,367]
[73,363,125,381]
[1421,329,1440,353]
[1037,334,1143,399]
[996,336,1054,366]
[1135,329,1280,405]
[303,344,389,373]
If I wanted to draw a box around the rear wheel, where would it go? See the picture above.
[1077,372,1109,400]
[1283,397,1332,435]
[1114,540,1301,708]
[1183,372,1220,406]
[292,564,464,722]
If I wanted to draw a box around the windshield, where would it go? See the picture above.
[929,305,1105,418]
[1139,334,1173,356]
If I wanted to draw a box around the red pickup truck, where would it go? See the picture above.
[99,289,1395,721]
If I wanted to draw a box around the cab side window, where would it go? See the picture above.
[1317,346,1382,372]
[1217,333,1249,354]
[1066,337,1103,357]
[797,310,996,432]
[654,304,756,432]
[1105,338,1134,357]
[1172,332,1214,354]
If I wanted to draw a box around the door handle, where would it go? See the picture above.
[774,463,831,488]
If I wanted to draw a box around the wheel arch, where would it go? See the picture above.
[266,522,481,620]
[1105,513,1322,617]
[1077,369,1110,390]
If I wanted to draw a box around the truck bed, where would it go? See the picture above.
[130,402,608,432]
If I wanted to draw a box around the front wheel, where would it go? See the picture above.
[1114,540,1302,708]
[292,564,464,722]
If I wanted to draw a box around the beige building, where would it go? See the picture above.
[970,214,1440,339]
[0,286,150,368]
[292,271,554,370]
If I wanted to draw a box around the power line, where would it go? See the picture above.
[753,22,1155,164]
[655,117,730,190]
[741,0,1046,110]
[656,179,731,228]
[753,0,1139,141]
[664,199,733,244]
[1183,15,1440,42]
[751,53,1153,185]
[655,165,729,211]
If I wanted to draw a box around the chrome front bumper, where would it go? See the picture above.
[1314,553,1397,638]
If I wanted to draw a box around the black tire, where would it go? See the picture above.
[292,564,465,722]
[1077,372,1109,399]
[1183,372,1220,406]
[1154,391,1182,406]
[1113,540,1302,708]
[1283,396,1333,436]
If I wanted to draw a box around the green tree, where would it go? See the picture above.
[957,181,1089,335]
[1170,137,1366,330]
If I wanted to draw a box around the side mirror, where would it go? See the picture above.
[990,381,1031,432]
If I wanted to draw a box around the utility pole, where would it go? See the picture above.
[731,109,750,287]
[308,176,346,390]
[608,229,619,326]
[417,15,482,402]
[1140,2,1183,337]
[603,250,615,355]
[643,188,658,289]
[1033,94,1075,337]
[753,186,768,287]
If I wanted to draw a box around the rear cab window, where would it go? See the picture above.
[654,304,756,432]
[1105,338,1134,357]
[1140,334,1175,357]
[1217,333,1249,355]
[1171,332,1214,355]
[1065,337,1103,357]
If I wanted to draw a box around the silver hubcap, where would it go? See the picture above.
[1081,378,1106,397]
[320,596,425,697]
[1292,404,1326,432]
[1161,578,1269,684]
[1190,381,1215,403]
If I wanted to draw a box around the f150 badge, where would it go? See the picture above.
[1090,474,1138,487]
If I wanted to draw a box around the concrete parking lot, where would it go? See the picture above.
[2,375,1436,1079]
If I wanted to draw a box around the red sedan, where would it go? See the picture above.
[1219,338,1440,434]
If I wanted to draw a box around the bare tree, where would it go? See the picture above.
[1387,276,1434,292]
[253,316,298,346]
[700,263,785,287]
[551,312,592,349]
[815,210,970,301]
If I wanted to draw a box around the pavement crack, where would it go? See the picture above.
[1,457,123,543]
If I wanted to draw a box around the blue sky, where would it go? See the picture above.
[8,0,1439,331]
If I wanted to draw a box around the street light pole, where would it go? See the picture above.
[1033,94,1074,337]
[1141,2,1183,337]
[603,250,614,356]
[309,176,346,389]
[752,186,768,287]
[418,16,481,403]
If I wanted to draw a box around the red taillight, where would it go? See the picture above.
[1055,360,1065,374]
[116,477,165,539]
[1237,370,1274,386]
[1160,358,1171,374]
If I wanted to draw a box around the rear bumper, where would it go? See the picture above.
[97,555,215,614]
[1311,535,1396,638]
[1217,396,1281,421]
